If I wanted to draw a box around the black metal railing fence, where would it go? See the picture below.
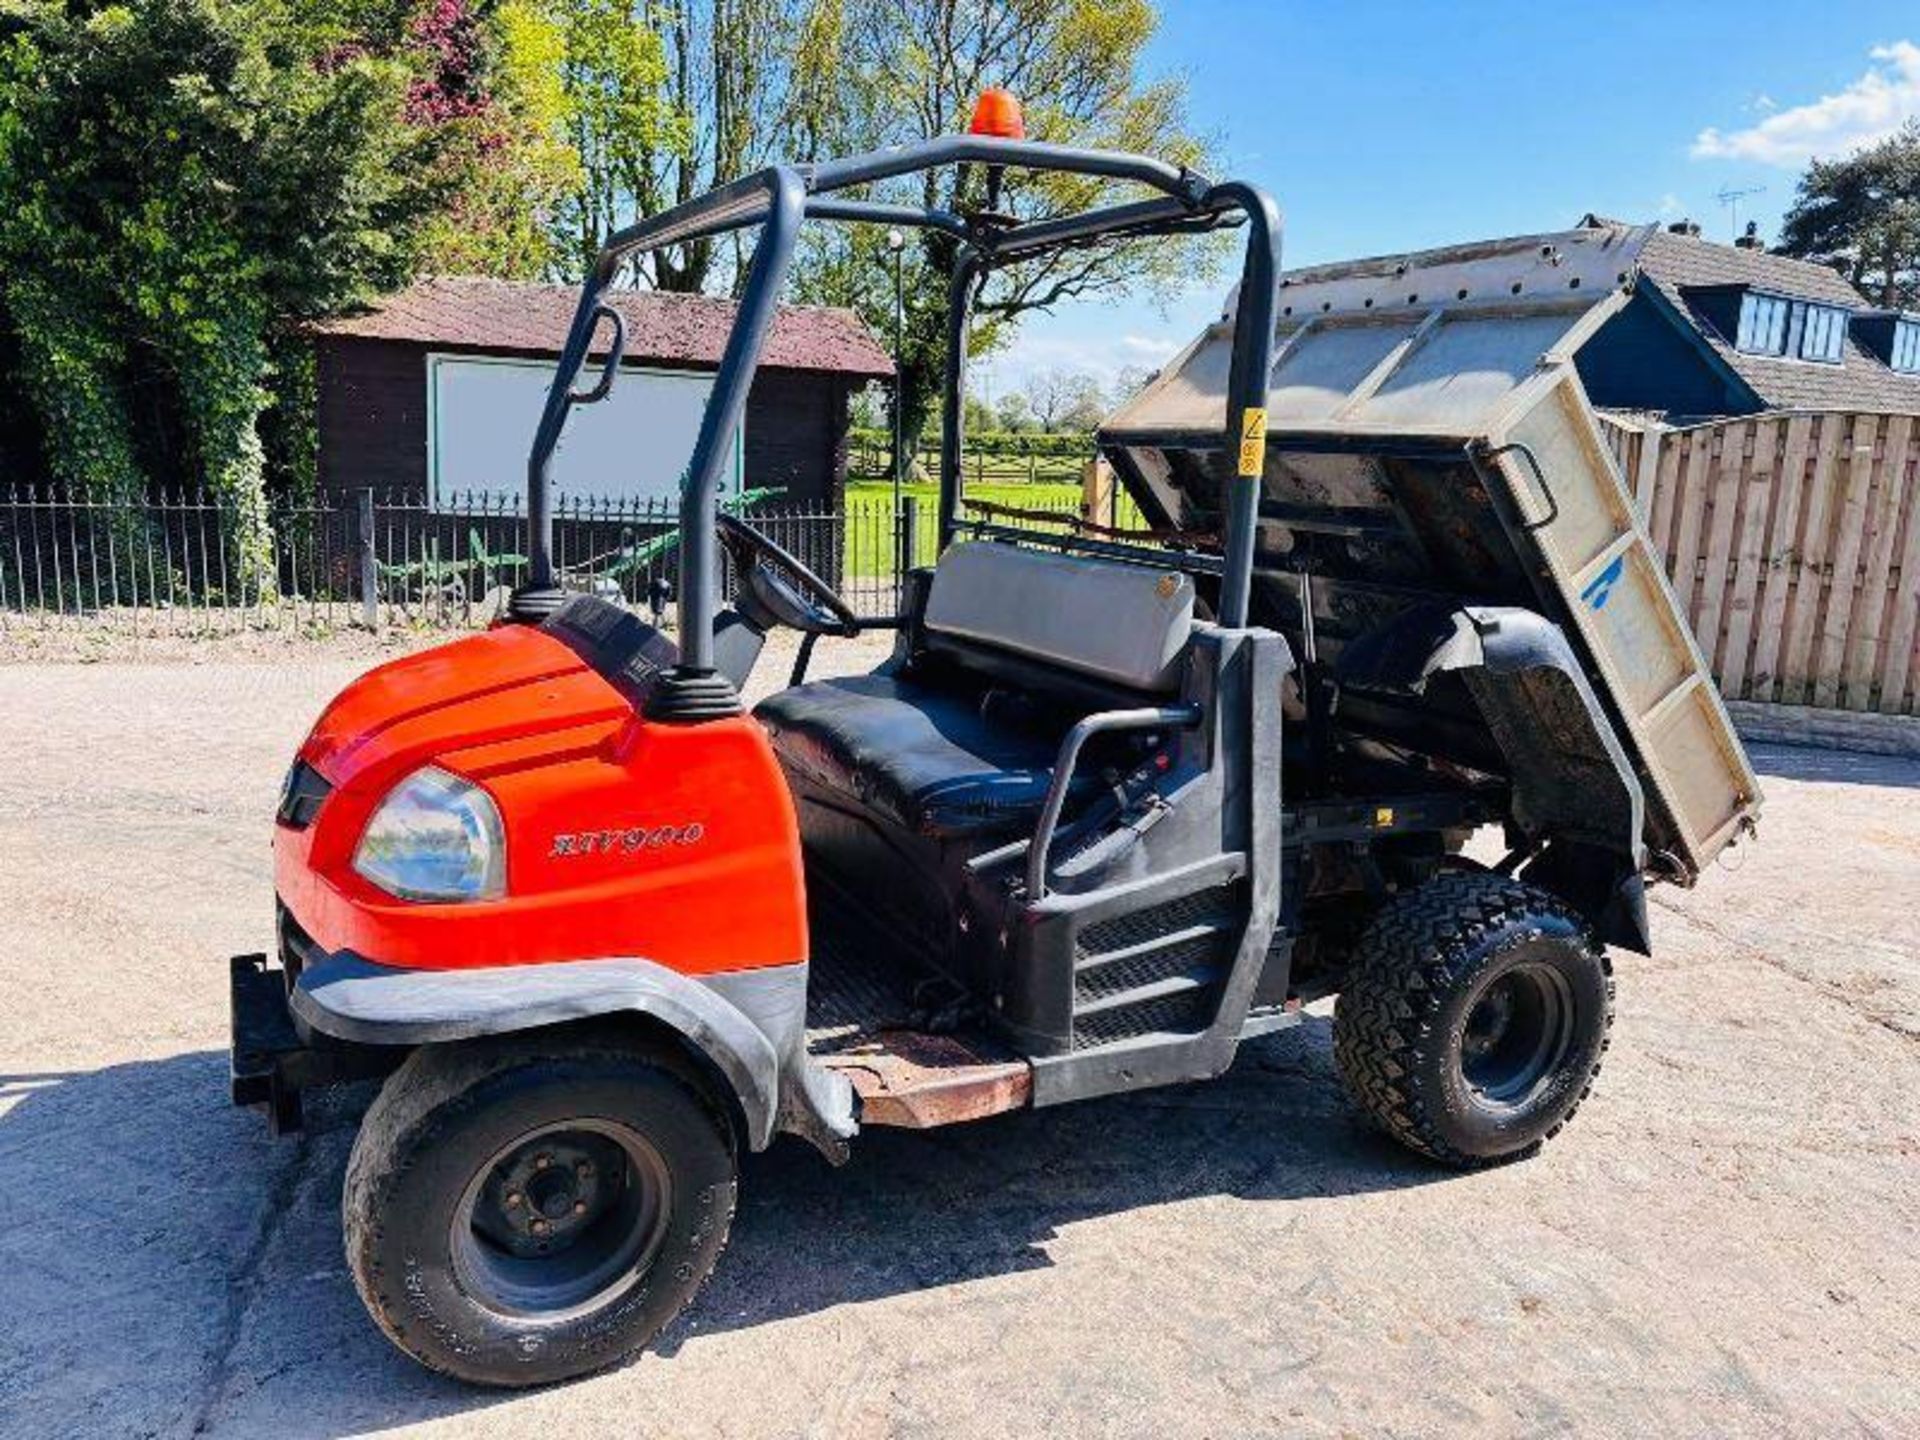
[0,485,1087,635]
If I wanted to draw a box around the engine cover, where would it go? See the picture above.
[275,607,806,976]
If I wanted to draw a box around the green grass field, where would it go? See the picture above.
[842,480,1088,576]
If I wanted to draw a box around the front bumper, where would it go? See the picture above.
[227,953,400,1136]
[231,941,856,1158]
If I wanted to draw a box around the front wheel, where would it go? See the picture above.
[1333,873,1614,1168]
[343,1032,737,1387]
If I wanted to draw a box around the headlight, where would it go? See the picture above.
[353,766,505,902]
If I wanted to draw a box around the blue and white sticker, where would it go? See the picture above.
[1580,554,1626,612]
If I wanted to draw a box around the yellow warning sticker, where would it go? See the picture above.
[1374,806,1395,827]
[1236,406,1268,477]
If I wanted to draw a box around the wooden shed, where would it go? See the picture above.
[308,277,893,510]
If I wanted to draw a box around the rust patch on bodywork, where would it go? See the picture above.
[819,1030,1033,1129]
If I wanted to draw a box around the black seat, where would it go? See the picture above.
[755,673,1097,839]
[757,542,1197,843]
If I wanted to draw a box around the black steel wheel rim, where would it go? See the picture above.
[1458,958,1576,1109]
[451,1119,671,1321]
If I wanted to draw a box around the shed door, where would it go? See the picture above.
[427,353,741,507]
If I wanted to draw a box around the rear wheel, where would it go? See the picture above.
[1333,873,1613,1168]
[344,1033,736,1387]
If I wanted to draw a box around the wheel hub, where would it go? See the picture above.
[1459,959,1576,1109]
[474,1134,618,1257]
[454,1120,671,1318]
[1462,982,1516,1058]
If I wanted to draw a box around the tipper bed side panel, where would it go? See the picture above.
[1484,371,1762,871]
[1101,289,1762,878]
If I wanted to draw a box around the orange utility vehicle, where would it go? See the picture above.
[231,95,1759,1387]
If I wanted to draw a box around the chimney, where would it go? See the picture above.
[1667,218,1702,237]
[1733,220,1764,251]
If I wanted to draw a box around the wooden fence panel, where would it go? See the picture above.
[1598,409,1920,716]
[1670,427,1717,646]
[1810,416,1877,709]
[1778,414,1846,706]
[1718,416,1778,698]
[1844,414,1910,710]
[1693,418,1748,678]
[1747,413,1814,702]
[1878,440,1920,715]
[1643,421,1682,561]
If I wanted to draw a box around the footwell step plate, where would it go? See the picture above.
[818,1030,1032,1130]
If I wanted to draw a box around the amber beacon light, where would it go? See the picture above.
[968,87,1025,139]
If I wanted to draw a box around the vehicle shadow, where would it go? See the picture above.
[0,1018,1447,1438]
[1746,741,1920,789]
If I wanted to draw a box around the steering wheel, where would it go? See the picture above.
[716,512,862,637]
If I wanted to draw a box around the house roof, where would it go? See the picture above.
[1629,227,1920,412]
[313,277,895,379]
[1262,220,1920,416]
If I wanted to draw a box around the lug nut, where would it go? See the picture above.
[534,1154,551,1170]
[531,1218,550,1235]
[573,1200,588,1215]
[505,1192,522,1208]
[576,1162,593,1179]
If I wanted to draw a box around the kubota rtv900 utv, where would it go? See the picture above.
[230,94,1761,1386]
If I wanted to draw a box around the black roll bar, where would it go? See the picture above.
[511,133,1282,712]
[515,283,614,616]
[990,194,1223,258]
[805,135,1205,203]
[804,196,972,240]
[937,249,988,553]
[1205,181,1282,630]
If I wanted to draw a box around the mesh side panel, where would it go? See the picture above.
[1072,990,1215,1049]
[1078,887,1237,956]
[1069,883,1243,1048]
[1075,931,1227,1001]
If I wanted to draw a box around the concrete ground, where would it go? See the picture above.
[0,635,1915,1438]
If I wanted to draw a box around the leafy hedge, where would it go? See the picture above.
[849,427,1093,460]
[0,0,455,597]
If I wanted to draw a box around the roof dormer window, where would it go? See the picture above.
[1735,291,1847,363]
[1892,318,1920,374]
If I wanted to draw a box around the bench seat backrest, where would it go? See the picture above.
[922,541,1195,695]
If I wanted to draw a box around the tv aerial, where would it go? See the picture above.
[1715,184,1767,239]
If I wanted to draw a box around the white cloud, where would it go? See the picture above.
[1117,333,1179,359]
[1657,192,1687,218]
[1691,41,1920,166]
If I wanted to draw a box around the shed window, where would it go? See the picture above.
[1735,292,1847,363]
[1891,319,1920,373]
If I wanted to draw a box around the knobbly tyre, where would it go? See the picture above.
[228,91,1762,1386]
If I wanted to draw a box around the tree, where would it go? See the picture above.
[635,0,846,293]
[491,0,681,281]
[789,0,1219,472]
[1057,373,1108,432]
[413,0,581,279]
[1108,362,1157,406]
[995,391,1034,432]
[502,0,843,288]
[1778,120,1920,308]
[961,393,998,434]
[0,0,445,589]
[1020,366,1104,432]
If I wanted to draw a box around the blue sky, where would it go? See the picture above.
[979,0,1920,397]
